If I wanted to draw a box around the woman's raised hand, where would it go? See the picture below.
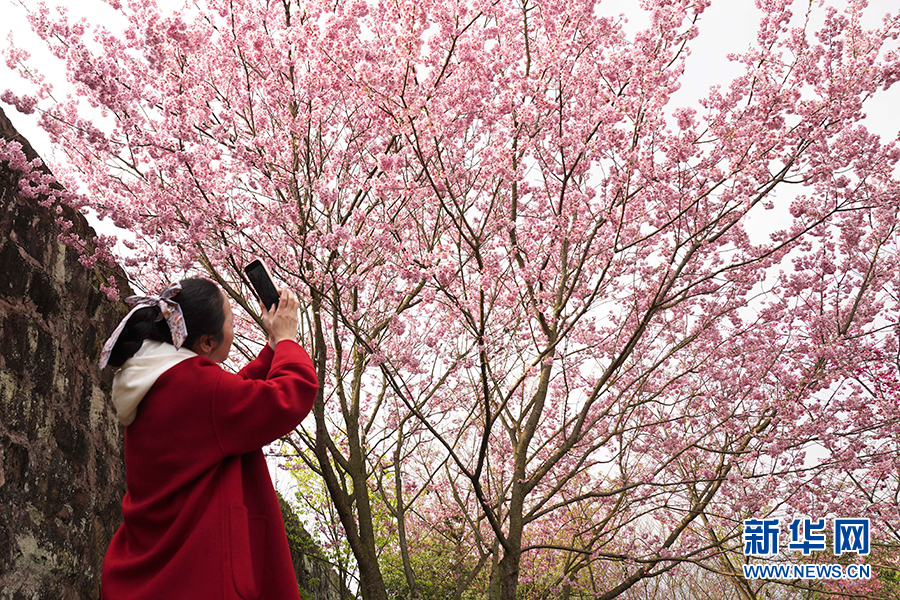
[261,288,300,349]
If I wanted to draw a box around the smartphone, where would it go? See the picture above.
[244,259,280,310]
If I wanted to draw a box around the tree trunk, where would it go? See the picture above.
[310,291,389,600]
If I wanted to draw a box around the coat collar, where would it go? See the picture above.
[111,340,197,426]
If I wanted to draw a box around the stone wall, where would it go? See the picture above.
[279,494,343,600]
[0,108,131,599]
[0,107,340,600]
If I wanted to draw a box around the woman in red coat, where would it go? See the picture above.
[99,277,318,600]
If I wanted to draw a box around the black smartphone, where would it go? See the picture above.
[244,259,280,310]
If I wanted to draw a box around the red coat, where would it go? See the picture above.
[101,340,318,600]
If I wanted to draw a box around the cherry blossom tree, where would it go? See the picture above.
[4,0,900,598]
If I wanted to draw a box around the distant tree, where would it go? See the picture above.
[4,0,900,599]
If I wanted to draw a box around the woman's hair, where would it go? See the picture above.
[106,277,226,368]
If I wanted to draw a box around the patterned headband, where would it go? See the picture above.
[98,283,189,370]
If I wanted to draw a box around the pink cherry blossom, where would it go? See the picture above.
[4,0,900,597]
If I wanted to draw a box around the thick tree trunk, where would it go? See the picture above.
[497,550,522,600]
[353,466,390,600]
[497,484,526,600]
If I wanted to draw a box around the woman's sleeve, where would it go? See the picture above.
[211,340,318,456]
[236,343,275,380]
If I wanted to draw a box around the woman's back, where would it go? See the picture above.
[100,280,317,600]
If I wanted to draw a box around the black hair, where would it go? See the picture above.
[106,277,226,368]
